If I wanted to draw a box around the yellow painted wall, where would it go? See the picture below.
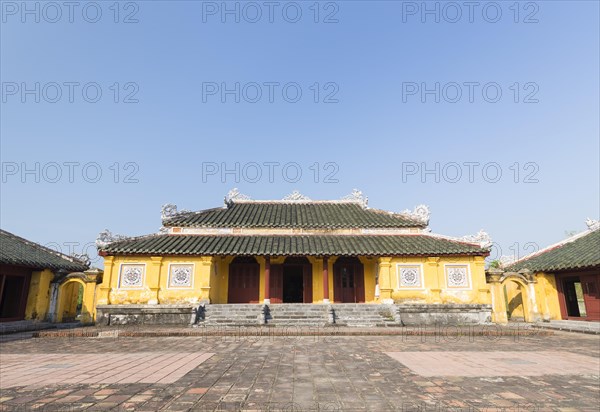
[24,269,54,320]
[390,256,491,305]
[534,272,562,320]
[100,255,212,305]
[100,254,488,305]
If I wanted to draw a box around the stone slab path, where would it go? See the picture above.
[0,327,598,411]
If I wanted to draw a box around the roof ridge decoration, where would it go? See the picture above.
[96,229,128,248]
[423,229,492,248]
[282,190,312,202]
[498,255,517,268]
[586,218,599,231]
[340,189,368,208]
[460,229,493,248]
[400,205,431,225]
[161,203,192,220]
[224,188,369,207]
[227,188,251,203]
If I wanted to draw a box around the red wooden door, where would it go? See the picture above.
[333,258,365,303]
[581,273,600,321]
[270,264,284,303]
[228,260,260,303]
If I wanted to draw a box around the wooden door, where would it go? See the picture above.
[581,273,600,321]
[227,259,259,303]
[333,258,365,303]
[270,264,284,303]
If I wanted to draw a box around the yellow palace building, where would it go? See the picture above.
[96,189,504,326]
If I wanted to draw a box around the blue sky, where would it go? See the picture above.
[1,0,598,266]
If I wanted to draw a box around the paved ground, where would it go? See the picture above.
[533,320,600,335]
[0,327,599,411]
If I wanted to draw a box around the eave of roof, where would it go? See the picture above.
[99,233,489,257]
[506,228,600,273]
[0,229,90,272]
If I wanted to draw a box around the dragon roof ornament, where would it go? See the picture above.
[401,204,430,224]
[225,188,252,205]
[161,203,191,220]
[340,189,368,208]
[586,218,599,231]
[71,253,91,267]
[498,255,516,268]
[461,230,493,248]
[96,229,127,248]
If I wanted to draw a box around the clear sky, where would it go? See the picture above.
[1,0,599,267]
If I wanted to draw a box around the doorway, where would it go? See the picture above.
[562,278,585,317]
[333,257,365,303]
[283,266,304,303]
[0,268,31,322]
[269,257,313,303]
[228,257,260,303]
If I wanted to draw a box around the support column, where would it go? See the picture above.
[198,257,213,304]
[322,257,330,304]
[147,256,163,305]
[521,269,541,323]
[97,256,114,305]
[486,268,508,324]
[264,256,271,305]
[378,257,393,304]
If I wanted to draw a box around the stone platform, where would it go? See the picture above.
[96,303,492,327]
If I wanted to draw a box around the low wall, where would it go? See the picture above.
[95,304,196,326]
[398,304,492,325]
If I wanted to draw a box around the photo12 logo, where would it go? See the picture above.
[400,1,540,24]
[202,161,340,184]
[200,1,340,24]
[1,162,140,184]
[1,82,140,104]
[1,1,140,24]
[402,82,539,104]
[401,162,540,184]
[201,82,339,104]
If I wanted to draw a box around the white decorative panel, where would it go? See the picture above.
[169,264,193,288]
[446,265,470,288]
[119,264,145,288]
[398,266,423,288]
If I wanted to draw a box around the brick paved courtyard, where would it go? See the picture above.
[0,327,599,411]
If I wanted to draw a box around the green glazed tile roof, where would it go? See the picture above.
[0,229,89,272]
[99,234,488,257]
[163,203,426,229]
[507,229,600,273]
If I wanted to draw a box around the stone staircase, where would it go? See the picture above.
[201,304,263,326]
[330,304,399,327]
[197,303,401,327]
[265,304,329,326]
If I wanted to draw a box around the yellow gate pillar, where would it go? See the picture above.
[25,269,54,320]
[486,268,508,324]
